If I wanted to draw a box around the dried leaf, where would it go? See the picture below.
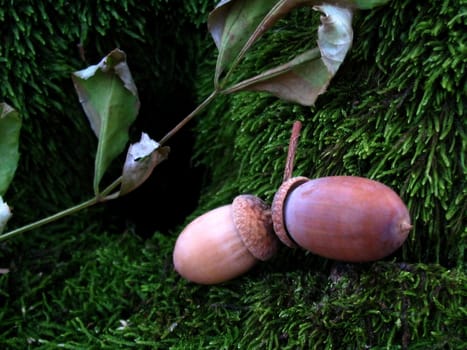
[208,0,280,84]
[224,48,324,105]
[0,103,21,196]
[316,4,353,74]
[224,5,353,105]
[72,49,140,194]
[209,0,389,103]
[119,133,170,196]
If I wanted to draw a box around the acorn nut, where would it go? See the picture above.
[173,195,279,284]
[271,176,412,262]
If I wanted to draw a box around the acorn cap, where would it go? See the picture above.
[271,176,309,248]
[232,195,278,261]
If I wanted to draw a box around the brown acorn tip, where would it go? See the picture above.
[400,221,413,236]
[232,195,278,261]
[271,176,309,248]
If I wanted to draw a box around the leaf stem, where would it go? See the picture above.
[0,176,124,242]
[0,197,98,242]
[159,90,218,146]
[99,176,123,200]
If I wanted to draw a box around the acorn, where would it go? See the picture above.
[172,121,412,284]
[271,175,412,262]
[173,195,279,284]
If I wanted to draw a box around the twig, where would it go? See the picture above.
[159,90,218,146]
[283,121,302,182]
[0,197,98,241]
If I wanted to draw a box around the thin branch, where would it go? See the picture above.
[0,174,125,241]
[0,197,99,241]
[283,120,302,182]
[159,90,218,146]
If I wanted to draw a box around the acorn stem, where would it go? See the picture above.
[282,121,302,182]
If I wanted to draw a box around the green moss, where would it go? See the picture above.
[1,226,465,349]
[1,0,465,348]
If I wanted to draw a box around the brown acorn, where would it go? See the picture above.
[173,195,278,284]
[172,122,412,284]
[271,176,412,262]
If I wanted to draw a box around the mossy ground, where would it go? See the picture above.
[1,0,466,349]
[1,226,465,349]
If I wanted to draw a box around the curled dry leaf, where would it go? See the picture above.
[224,5,353,105]
[119,133,170,196]
[316,4,353,75]
[209,0,389,105]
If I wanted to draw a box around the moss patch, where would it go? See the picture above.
[1,0,465,348]
[1,228,465,349]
